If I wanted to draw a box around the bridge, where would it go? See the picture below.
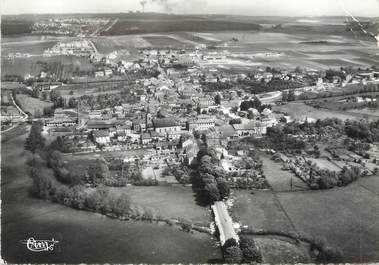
[211,201,239,246]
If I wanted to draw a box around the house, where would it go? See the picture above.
[117,131,128,142]
[155,140,178,155]
[87,119,116,131]
[232,122,264,137]
[104,69,113,76]
[167,130,188,141]
[95,71,104,78]
[88,110,103,120]
[188,114,216,131]
[141,133,153,144]
[33,82,62,92]
[132,118,146,133]
[197,97,216,111]
[93,130,111,145]
[152,118,181,134]
[109,127,117,137]
[116,124,132,135]
[45,108,77,127]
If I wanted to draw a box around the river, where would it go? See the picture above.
[1,129,222,263]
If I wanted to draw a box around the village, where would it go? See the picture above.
[2,9,379,264]
[4,43,373,193]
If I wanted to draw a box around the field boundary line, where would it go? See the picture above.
[270,190,301,238]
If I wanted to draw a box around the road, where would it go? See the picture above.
[1,95,29,134]
[212,201,238,245]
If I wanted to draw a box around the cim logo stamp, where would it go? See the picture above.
[21,237,59,252]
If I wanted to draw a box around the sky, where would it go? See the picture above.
[1,0,379,17]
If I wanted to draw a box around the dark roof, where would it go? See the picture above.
[93,130,110,138]
[152,118,178,128]
[87,119,116,129]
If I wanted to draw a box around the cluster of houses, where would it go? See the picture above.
[43,39,98,57]
[39,47,379,168]
[44,77,281,164]
[33,17,110,36]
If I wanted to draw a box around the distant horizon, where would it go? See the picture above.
[2,11,378,18]
[2,0,379,17]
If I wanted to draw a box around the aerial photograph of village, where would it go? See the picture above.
[1,0,379,264]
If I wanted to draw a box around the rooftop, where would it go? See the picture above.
[153,118,178,128]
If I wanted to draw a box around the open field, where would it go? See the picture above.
[103,19,261,36]
[142,166,178,183]
[232,176,379,263]
[143,36,190,48]
[306,157,342,171]
[91,36,150,54]
[260,153,308,191]
[2,40,57,56]
[277,177,379,262]
[2,30,376,79]
[347,108,379,117]
[274,102,378,121]
[195,31,376,70]
[231,190,296,233]
[109,186,210,225]
[254,235,311,264]
[15,94,53,116]
[2,55,94,79]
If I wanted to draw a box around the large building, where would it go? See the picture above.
[232,122,265,137]
[93,130,111,145]
[152,118,181,134]
[45,108,77,127]
[188,114,216,131]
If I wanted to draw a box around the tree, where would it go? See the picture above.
[287,90,296,101]
[85,189,103,211]
[205,182,221,202]
[30,167,54,199]
[87,158,110,186]
[42,91,48,101]
[294,66,303,73]
[25,122,45,153]
[31,87,40,98]
[223,238,238,249]
[113,193,132,216]
[43,106,54,117]
[215,94,222,105]
[229,119,242,125]
[50,90,61,104]
[217,178,230,199]
[318,173,337,189]
[201,133,207,144]
[282,90,288,101]
[239,235,262,263]
[68,97,78,108]
[223,246,243,263]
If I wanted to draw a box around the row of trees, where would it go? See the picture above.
[48,149,147,187]
[25,121,46,153]
[171,165,191,184]
[222,237,262,264]
[345,119,379,143]
[248,126,306,152]
[281,89,296,101]
[312,165,366,190]
[281,118,379,143]
[30,167,159,221]
[239,97,271,113]
[193,148,230,205]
